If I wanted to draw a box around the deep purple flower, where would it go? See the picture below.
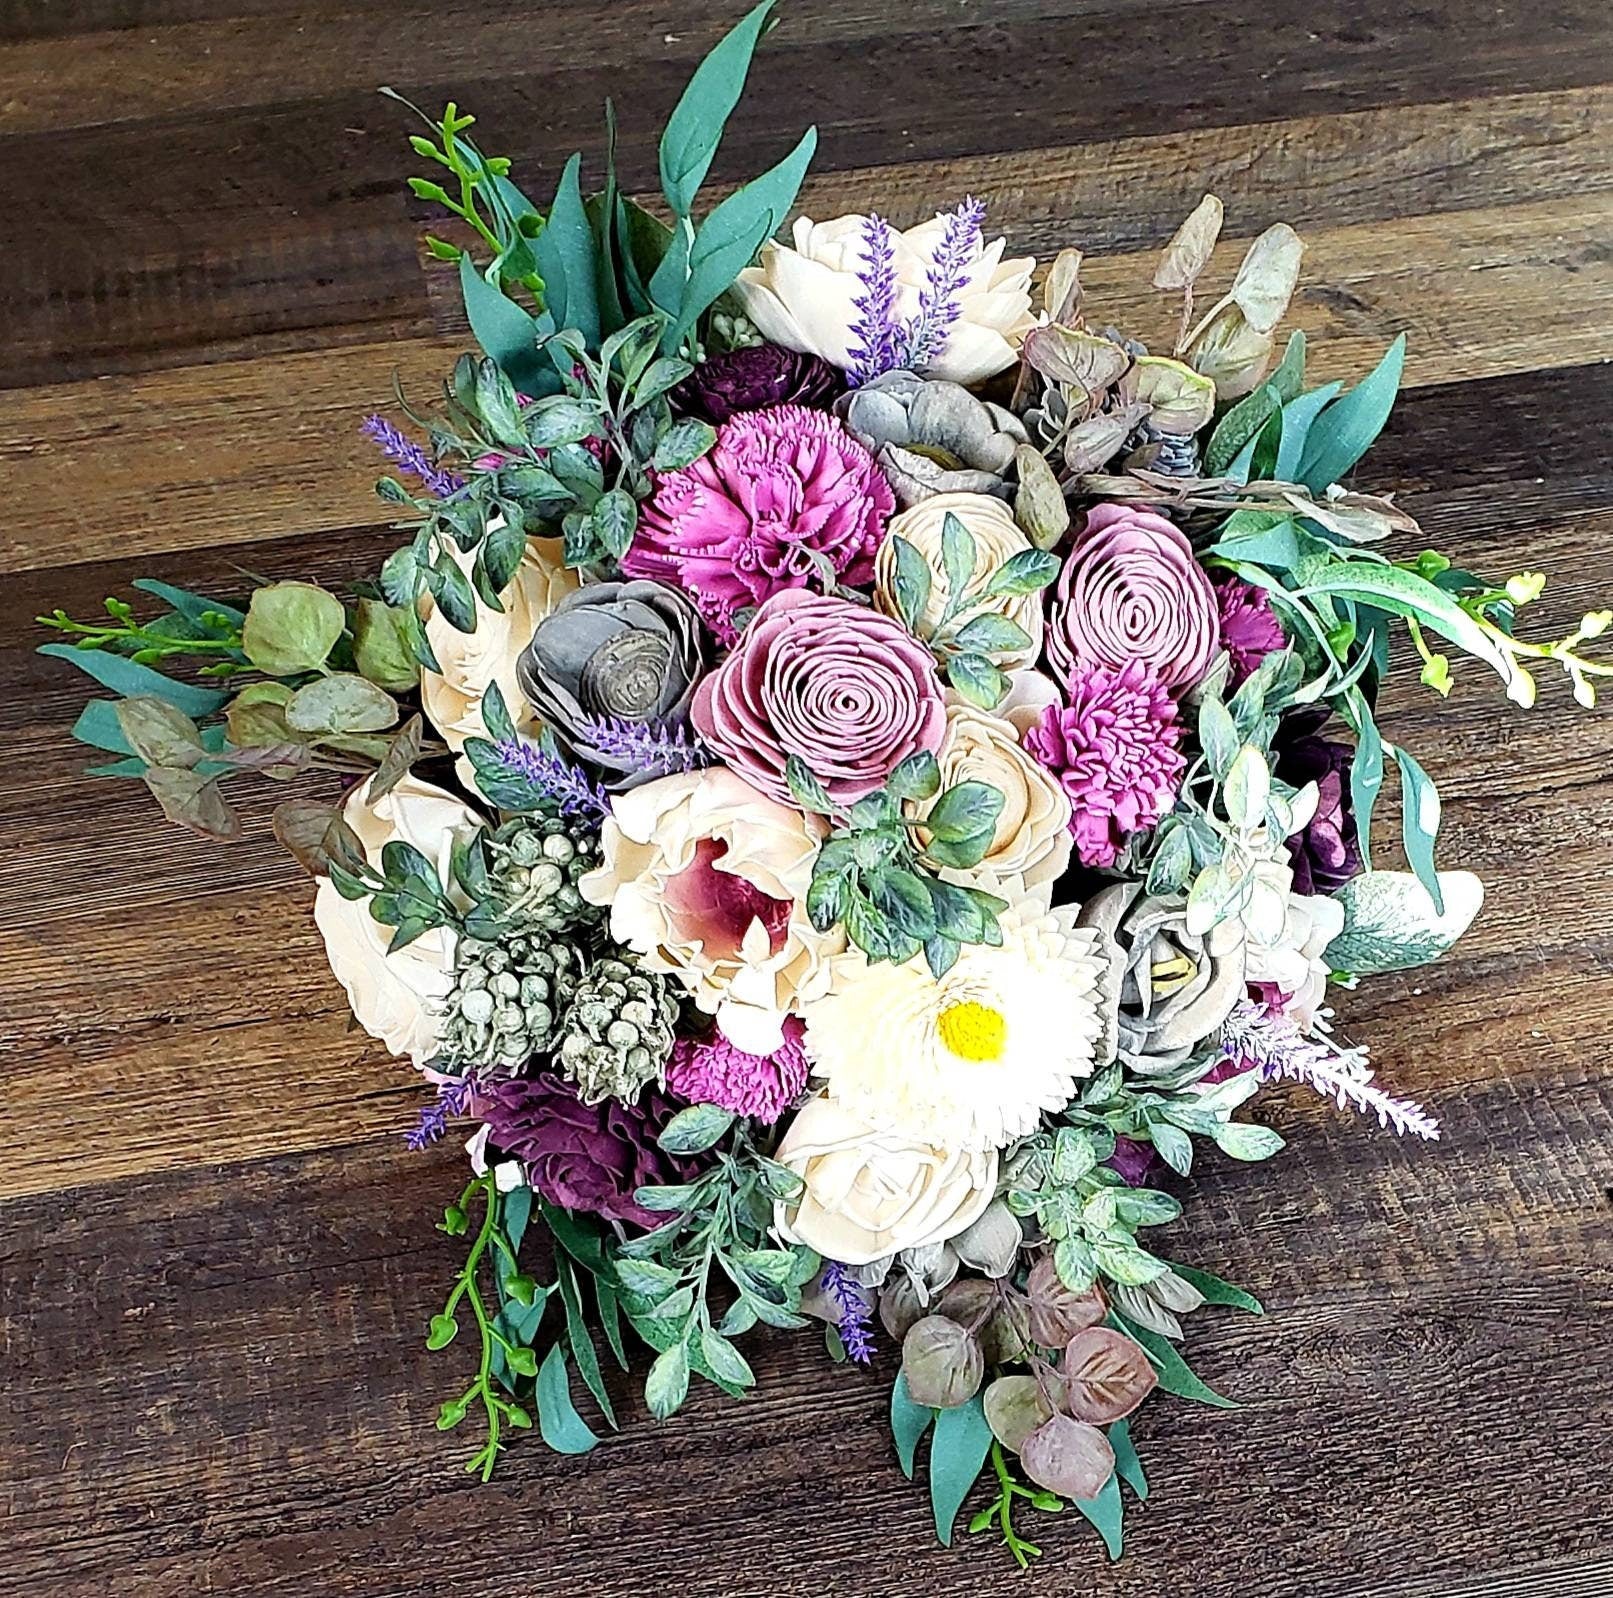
[479,1072,709,1228]
[1214,573,1287,686]
[665,1017,810,1123]
[675,343,844,425]
[1273,708,1362,895]
[1107,1136,1156,1186]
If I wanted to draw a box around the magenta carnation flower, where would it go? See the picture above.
[1214,573,1286,685]
[665,1017,810,1123]
[625,404,894,643]
[1046,503,1219,693]
[1023,660,1186,868]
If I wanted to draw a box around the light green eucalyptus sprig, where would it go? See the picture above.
[428,1181,614,1479]
[38,585,248,675]
[611,1106,818,1419]
[788,750,1009,978]
[383,93,546,299]
[884,511,1060,710]
[968,1441,1066,1569]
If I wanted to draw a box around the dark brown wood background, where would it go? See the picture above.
[3,4,1612,1595]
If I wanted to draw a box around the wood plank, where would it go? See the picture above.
[7,81,1612,389]
[1,1083,1607,1596]
[4,191,1610,574]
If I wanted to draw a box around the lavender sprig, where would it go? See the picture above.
[1220,1000,1440,1141]
[362,414,463,499]
[571,714,712,779]
[487,737,611,822]
[821,1261,876,1365]
[845,213,905,387]
[406,1075,475,1151]
[902,195,987,373]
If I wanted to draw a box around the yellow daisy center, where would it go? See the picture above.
[937,1000,1008,1063]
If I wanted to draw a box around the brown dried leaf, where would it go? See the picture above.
[983,1374,1053,1455]
[1062,403,1147,475]
[272,798,367,878]
[369,714,425,802]
[1153,194,1224,291]
[1012,443,1071,551]
[115,696,206,770]
[1228,222,1304,335]
[1025,1254,1107,1346]
[1130,356,1217,437]
[1043,248,1084,323]
[143,766,242,843]
[1023,325,1130,394]
[1061,1325,1159,1424]
[901,1315,984,1410]
[1020,1413,1115,1501]
[1186,302,1275,400]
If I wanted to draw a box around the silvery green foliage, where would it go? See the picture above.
[1324,869,1484,974]
[555,958,682,1106]
[439,933,589,1072]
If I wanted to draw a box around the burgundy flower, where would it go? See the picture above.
[479,1072,708,1228]
[691,589,947,808]
[1047,504,1220,693]
[1214,573,1286,686]
[1023,661,1186,868]
[625,405,893,644]
[1273,708,1362,895]
[674,343,844,426]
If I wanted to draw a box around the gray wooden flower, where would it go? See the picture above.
[1075,882,1247,1073]
[836,370,1028,506]
[515,580,704,791]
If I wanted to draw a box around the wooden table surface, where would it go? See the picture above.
[3,4,1612,1595]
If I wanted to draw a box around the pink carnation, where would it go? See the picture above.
[666,1018,810,1124]
[1023,661,1185,868]
[626,404,894,643]
[1214,574,1286,685]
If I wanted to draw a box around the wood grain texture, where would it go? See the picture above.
[1,1,1611,1594]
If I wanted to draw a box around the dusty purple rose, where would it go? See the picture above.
[479,1072,707,1228]
[691,588,947,807]
[665,1017,810,1123]
[674,343,844,426]
[1214,573,1287,686]
[625,404,894,644]
[1022,660,1185,868]
[1273,708,1362,895]
[1107,1135,1156,1186]
[1046,503,1220,693]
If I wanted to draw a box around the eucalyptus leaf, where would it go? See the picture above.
[928,1392,994,1546]
[890,1373,934,1479]
[1295,334,1406,491]
[536,1344,600,1455]
[39,642,230,717]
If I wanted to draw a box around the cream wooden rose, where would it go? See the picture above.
[875,492,1045,670]
[419,529,580,783]
[578,767,840,1055]
[928,699,1072,894]
[772,1095,998,1266]
[311,774,484,1066]
[733,214,1035,386]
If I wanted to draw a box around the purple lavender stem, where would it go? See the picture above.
[845,213,905,387]
[821,1261,876,1365]
[406,1075,475,1151]
[570,714,712,778]
[491,737,612,822]
[362,414,463,499]
[902,196,987,374]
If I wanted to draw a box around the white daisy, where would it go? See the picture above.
[799,901,1117,1151]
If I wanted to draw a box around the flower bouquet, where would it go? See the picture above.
[41,2,1611,1567]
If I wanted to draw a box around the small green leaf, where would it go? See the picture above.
[889,535,933,633]
[426,1313,458,1351]
[891,1373,935,1478]
[951,613,1032,656]
[929,1392,994,1546]
[645,1340,691,1420]
[1393,745,1445,914]
[978,547,1059,598]
[1109,1418,1148,1499]
[1166,1262,1264,1316]
[285,674,400,736]
[40,642,230,717]
[1110,1313,1236,1409]
[1070,1470,1124,1559]
[785,754,835,815]
[657,1102,736,1155]
[653,417,718,471]
[1295,333,1406,491]
[537,1344,600,1455]
[939,511,977,610]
